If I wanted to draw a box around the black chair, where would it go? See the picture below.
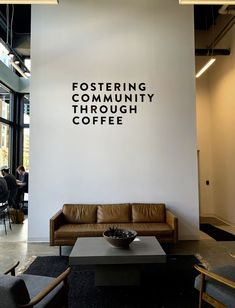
[0,261,71,308]
[19,193,28,215]
[194,264,235,307]
[0,203,11,235]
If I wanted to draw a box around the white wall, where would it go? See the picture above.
[196,71,214,216]
[209,26,235,224]
[29,0,199,241]
[196,23,235,225]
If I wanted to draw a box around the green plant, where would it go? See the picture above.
[106,227,135,239]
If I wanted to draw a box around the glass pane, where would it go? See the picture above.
[0,84,11,120]
[0,41,11,68]
[24,95,30,124]
[24,59,31,71]
[23,128,30,170]
[0,123,10,166]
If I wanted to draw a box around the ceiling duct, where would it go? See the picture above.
[219,5,235,14]
[207,16,235,49]
[196,7,235,55]
[195,48,230,55]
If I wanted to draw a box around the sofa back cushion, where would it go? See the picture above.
[97,204,130,223]
[131,203,166,223]
[63,204,97,223]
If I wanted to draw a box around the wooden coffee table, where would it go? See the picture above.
[69,236,166,286]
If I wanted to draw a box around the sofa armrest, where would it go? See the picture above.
[50,209,64,246]
[166,209,178,243]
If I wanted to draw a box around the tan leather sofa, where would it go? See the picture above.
[50,203,178,252]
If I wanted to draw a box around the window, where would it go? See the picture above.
[23,95,30,170]
[0,41,11,68]
[24,95,30,124]
[24,59,31,71]
[0,84,12,166]
[0,89,11,121]
[0,123,10,166]
[24,59,31,78]
[23,128,29,170]
[0,84,30,172]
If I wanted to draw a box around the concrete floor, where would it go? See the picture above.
[1,216,235,273]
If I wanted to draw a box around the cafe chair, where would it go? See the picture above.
[19,192,28,215]
[0,261,71,307]
[194,264,235,308]
[0,203,11,235]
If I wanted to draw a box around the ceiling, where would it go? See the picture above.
[194,5,220,30]
[0,5,30,35]
[0,4,225,59]
[0,4,31,57]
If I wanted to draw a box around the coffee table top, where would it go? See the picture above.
[69,236,166,265]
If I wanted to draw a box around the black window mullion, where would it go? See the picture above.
[12,93,24,174]
[0,83,27,175]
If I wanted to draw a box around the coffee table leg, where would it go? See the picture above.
[95,264,140,286]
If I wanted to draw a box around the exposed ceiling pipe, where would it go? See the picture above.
[195,48,230,56]
[196,6,235,55]
[207,16,235,49]
[219,5,235,15]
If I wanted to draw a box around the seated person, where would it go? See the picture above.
[0,166,18,208]
[16,165,29,206]
[0,176,9,203]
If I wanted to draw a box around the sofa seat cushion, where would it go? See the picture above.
[127,223,173,236]
[54,222,173,239]
[97,204,130,223]
[55,223,113,238]
[132,203,166,223]
[62,204,97,223]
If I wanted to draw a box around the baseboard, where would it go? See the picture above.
[179,234,200,240]
[200,212,216,217]
[200,213,235,227]
[214,215,235,227]
[27,238,49,243]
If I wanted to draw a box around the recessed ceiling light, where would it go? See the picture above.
[179,0,235,4]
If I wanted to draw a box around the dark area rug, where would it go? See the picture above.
[200,223,235,241]
[24,255,201,308]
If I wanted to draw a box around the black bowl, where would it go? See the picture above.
[103,229,137,248]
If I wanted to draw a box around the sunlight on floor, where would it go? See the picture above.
[0,216,28,242]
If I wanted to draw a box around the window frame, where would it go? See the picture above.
[0,82,28,174]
